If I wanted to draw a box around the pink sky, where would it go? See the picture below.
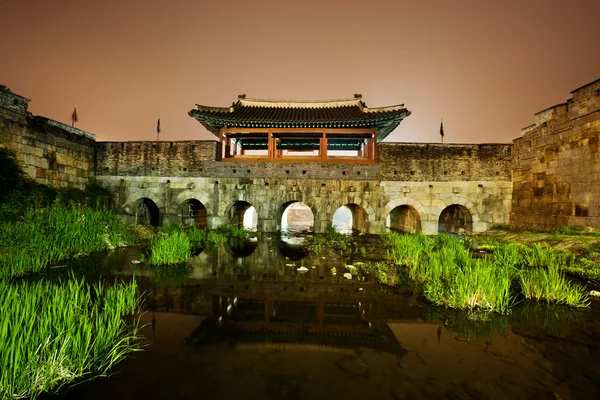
[1,0,599,144]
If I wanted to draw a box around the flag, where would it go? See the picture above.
[156,118,160,141]
[71,105,78,127]
[440,120,444,142]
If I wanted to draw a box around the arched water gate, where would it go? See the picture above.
[332,203,368,234]
[279,201,314,232]
[438,204,473,234]
[135,198,160,227]
[226,201,258,230]
[180,199,208,228]
[387,205,421,233]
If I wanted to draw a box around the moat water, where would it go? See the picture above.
[42,233,600,400]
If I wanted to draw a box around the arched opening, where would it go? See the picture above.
[226,201,258,230]
[135,198,160,227]
[386,205,421,233]
[332,203,368,234]
[180,199,207,228]
[280,201,314,233]
[438,205,473,235]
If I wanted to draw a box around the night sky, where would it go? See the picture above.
[2,0,599,144]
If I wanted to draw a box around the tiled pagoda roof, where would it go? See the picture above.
[189,94,411,141]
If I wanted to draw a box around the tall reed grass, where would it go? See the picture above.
[0,278,141,399]
[0,205,136,279]
[148,231,192,266]
[518,264,589,307]
[383,232,589,313]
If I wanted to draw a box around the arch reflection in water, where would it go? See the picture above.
[225,237,259,258]
[277,235,309,261]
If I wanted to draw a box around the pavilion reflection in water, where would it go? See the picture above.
[187,295,405,356]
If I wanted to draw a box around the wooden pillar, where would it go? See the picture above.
[320,130,327,161]
[372,130,378,161]
[219,129,224,159]
[225,136,231,159]
[267,130,274,159]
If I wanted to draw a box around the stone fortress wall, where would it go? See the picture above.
[93,140,512,234]
[511,79,600,228]
[0,90,96,189]
[2,78,598,233]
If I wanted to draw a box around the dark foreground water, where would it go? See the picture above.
[42,234,600,400]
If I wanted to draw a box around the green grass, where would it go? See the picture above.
[0,278,142,399]
[146,225,259,266]
[147,231,192,266]
[353,261,392,284]
[0,205,137,279]
[305,224,355,255]
[382,232,589,314]
[518,264,589,307]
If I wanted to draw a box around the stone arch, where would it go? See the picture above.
[328,198,376,226]
[225,200,258,230]
[123,190,165,213]
[383,198,426,234]
[438,204,473,235]
[331,203,370,233]
[179,199,208,228]
[276,200,316,232]
[172,190,211,216]
[434,196,480,223]
[133,197,160,227]
[387,206,422,233]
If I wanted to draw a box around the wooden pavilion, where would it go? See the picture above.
[189,94,410,163]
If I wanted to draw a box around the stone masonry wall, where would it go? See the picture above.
[0,91,96,189]
[94,141,513,234]
[511,79,600,228]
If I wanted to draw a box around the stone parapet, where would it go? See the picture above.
[511,78,600,228]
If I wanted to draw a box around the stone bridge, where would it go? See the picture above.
[95,140,512,235]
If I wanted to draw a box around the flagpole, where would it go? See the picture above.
[156,118,160,141]
[72,104,78,127]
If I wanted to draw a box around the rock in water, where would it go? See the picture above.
[343,272,352,279]
[297,266,309,272]
[335,355,368,375]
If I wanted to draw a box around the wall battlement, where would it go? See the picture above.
[0,90,96,188]
[512,78,600,228]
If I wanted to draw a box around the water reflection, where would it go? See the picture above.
[47,235,600,400]
[224,237,258,258]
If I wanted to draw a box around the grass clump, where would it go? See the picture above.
[383,232,589,314]
[147,231,192,266]
[145,224,260,266]
[353,261,392,284]
[0,205,136,279]
[518,265,589,307]
[0,278,142,399]
[305,224,354,255]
